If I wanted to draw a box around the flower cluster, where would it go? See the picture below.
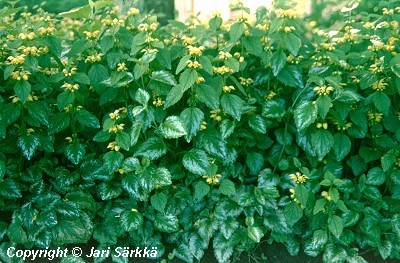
[289,172,309,184]
[203,173,222,184]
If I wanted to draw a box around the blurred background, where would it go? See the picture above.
[7,0,381,25]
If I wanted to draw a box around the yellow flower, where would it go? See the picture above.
[196,76,205,84]
[152,98,164,107]
[26,128,35,135]
[222,85,235,93]
[316,123,328,129]
[210,110,222,121]
[314,85,333,95]
[65,137,73,143]
[289,172,309,184]
[108,124,125,133]
[117,62,127,72]
[107,141,121,151]
[218,51,232,60]
[367,112,383,123]
[61,83,79,92]
[203,174,222,184]
[182,36,196,45]
[187,45,205,56]
[371,79,387,91]
[6,54,26,65]
[109,110,120,120]
[213,66,234,75]
[200,121,207,130]
[321,191,331,201]
[117,168,127,174]
[127,7,140,16]
[85,53,103,63]
[187,60,202,69]
[83,30,100,39]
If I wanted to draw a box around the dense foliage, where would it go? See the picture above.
[1,0,400,262]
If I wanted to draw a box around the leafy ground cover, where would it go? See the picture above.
[1,0,400,262]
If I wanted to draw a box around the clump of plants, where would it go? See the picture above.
[1,0,400,262]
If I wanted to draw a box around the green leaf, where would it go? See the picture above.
[49,112,70,134]
[213,234,233,263]
[93,130,111,142]
[151,193,167,212]
[248,226,264,243]
[64,143,86,165]
[57,92,75,111]
[372,92,390,116]
[316,95,331,118]
[134,88,150,106]
[14,80,31,103]
[180,107,204,142]
[7,218,27,244]
[88,64,109,86]
[194,181,210,200]
[116,132,131,151]
[151,70,177,85]
[76,110,100,129]
[246,152,264,175]
[159,116,187,139]
[209,15,222,30]
[283,33,301,55]
[262,100,285,119]
[277,66,304,88]
[164,85,184,109]
[243,36,263,56]
[366,167,385,186]
[333,133,351,161]
[59,5,91,18]
[221,94,244,121]
[199,56,213,75]
[183,149,209,175]
[198,130,227,159]
[219,179,236,196]
[225,58,239,72]
[313,199,327,215]
[121,157,140,173]
[135,137,167,160]
[271,50,286,76]
[103,151,124,173]
[27,101,49,126]
[120,210,143,232]
[0,179,22,199]
[17,135,40,160]
[343,210,360,227]
[294,101,317,130]
[311,130,334,160]
[378,240,393,260]
[381,150,397,172]
[230,22,245,42]
[284,202,303,226]
[152,167,172,186]
[0,161,5,180]
[196,84,219,110]
[154,214,179,233]
[295,184,308,207]
[176,55,191,74]
[220,119,235,139]
[97,182,122,200]
[130,120,143,146]
[134,63,149,79]
[248,115,267,134]
[68,39,88,57]
[99,35,114,53]
[179,69,198,92]
[328,215,343,238]
[51,216,91,245]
